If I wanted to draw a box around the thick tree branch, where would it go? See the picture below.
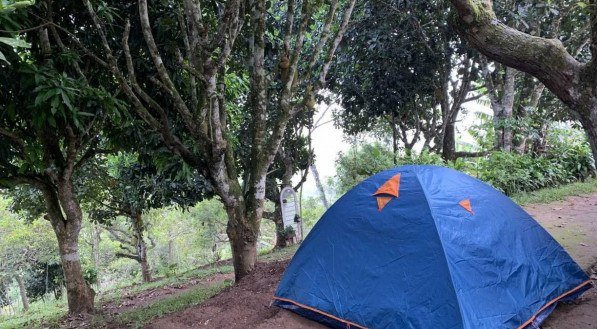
[449,0,584,107]
[138,0,203,142]
[115,253,141,262]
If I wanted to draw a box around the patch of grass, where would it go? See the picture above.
[98,265,234,304]
[258,244,299,262]
[0,298,65,329]
[2,245,299,329]
[109,279,233,329]
[512,178,597,205]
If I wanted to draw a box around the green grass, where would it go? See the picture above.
[104,279,233,329]
[0,245,297,329]
[0,298,66,329]
[258,244,300,262]
[511,177,597,205]
[98,265,234,303]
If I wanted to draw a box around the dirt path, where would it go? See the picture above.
[145,194,597,329]
[526,193,597,329]
[100,272,234,316]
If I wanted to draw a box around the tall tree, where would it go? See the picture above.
[88,155,211,282]
[449,0,597,162]
[79,0,355,280]
[0,0,123,312]
[332,0,483,160]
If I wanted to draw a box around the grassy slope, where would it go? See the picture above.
[2,179,596,328]
[0,248,298,329]
[512,178,597,205]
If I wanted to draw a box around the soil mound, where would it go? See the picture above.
[145,260,324,329]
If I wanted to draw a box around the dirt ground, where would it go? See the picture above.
[145,261,325,329]
[527,193,597,329]
[143,193,597,329]
[100,272,234,316]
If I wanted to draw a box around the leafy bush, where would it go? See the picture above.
[546,127,595,181]
[83,267,98,285]
[334,142,395,194]
[475,149,594,196]
[278,225,296,239]
[476,152,565,195]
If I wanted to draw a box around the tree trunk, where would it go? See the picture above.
[132,212,151,282]
[15,275,29,312]
[167,237,175,266]
[91,223,101,287]
[273,202,287,249]
[310,163,329,209]
[56,233,95,314]
[442,121,457,161]
[579,101,597,162]
[139,257,151,283]
[391,111,398,165]
[265,175,289,249]
[226,202,259,281]
[500,67,516,152]
[42,180,95,314]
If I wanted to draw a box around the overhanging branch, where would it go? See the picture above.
[449,0,583,107]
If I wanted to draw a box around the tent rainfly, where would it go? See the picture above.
[274,165,591,329]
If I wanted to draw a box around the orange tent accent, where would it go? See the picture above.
[376,196,393,212]
[459,199,474,215]
[373,174,401,198]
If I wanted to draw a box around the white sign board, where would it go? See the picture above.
[280,186,302,240]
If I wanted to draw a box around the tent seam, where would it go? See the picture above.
[413,169,467,329]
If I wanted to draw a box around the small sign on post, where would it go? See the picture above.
[280,186,302,243]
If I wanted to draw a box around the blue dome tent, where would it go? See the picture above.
[273,165,591,328]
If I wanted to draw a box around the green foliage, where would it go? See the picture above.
[334,127,595,197]
[511,178,597,205]
[471,126,594,195]
[547,126,595,180]
[331,0,462,136]
[395,151,447,167]
[278,225,296,239]
[300,197,326,229]
[334,142,395,194]
[83,267,98,285]
[475,152,568,195]
[0,196,58,274]
[0,297,65,329]
[334,143,451,194]
[24,262,64,301]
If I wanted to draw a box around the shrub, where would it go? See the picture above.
[476,152,562,195]
[546,129,595,181]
